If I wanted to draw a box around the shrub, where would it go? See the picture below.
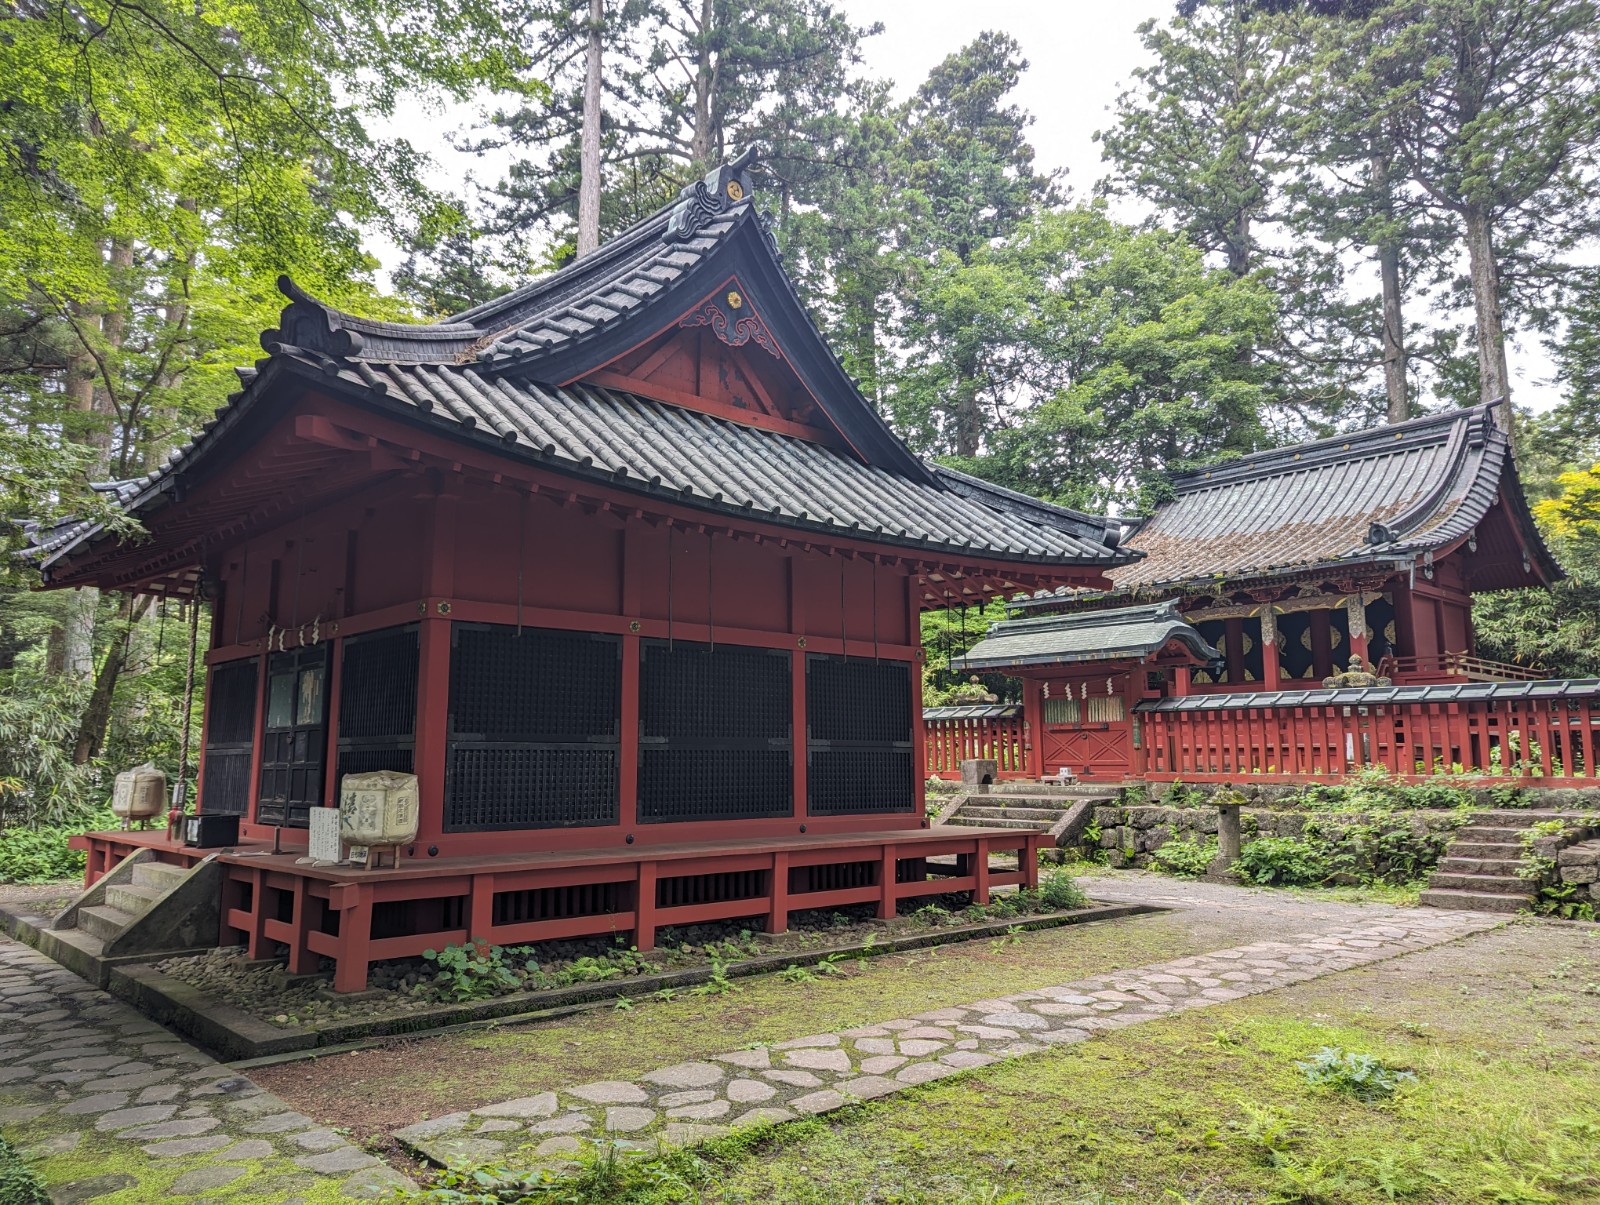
[1150,836,1217,878]
[421,939,528,1002]
[1235,836,1329,886]
[0,811,115,884]
[0,1133,49,1205]
[1037,872,1087,911]
[1297,1046,1416,1101]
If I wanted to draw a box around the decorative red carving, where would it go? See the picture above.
[680,301,782,359]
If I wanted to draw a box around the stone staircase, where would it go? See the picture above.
[938,784,1120,846]
[1419,812,1540,913]
[76,858,191,943]
[34,849,224,985]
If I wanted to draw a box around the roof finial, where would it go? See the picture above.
[664,146,762,243]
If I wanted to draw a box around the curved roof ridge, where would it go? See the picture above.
[1170,402,1496,495]
[932,464,1136,551]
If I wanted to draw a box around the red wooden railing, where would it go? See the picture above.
[1138,690,1600,786]
[1380,652,1545,683]
[924,707,1028,779]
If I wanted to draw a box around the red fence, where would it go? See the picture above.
[1137,690,1600,786]
[924,707,1028,779]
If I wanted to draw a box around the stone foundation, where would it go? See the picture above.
[1082,805,1463,879]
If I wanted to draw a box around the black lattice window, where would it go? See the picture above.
[336,626,419,786]
[200,658,259,816]
[444,624,621,832]
[806,654,915,815]
[637,640,792,822]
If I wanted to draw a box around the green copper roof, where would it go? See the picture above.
[952,600,1219,672]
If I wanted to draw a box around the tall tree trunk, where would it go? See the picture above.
[576,0,603,258]
[62,312,100,681]
[690,0,714,168]
[1370,152,1409,425]
[1462,203,1512,414]
[72,594,152,765]
[1225,211,1252,277]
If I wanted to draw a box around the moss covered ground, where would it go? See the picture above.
[2,1125,355,1204]
[259,905,1302,1142]
[513,919,1600,1205]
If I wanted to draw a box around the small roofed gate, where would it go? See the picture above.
[1039,675,1135,781]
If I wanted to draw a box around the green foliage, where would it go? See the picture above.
[692,959,740,998]
[901,204,1279,510]
[421,940,530,1003]
[1038,872,1089,911]
[919,599,1014,705]
[1287,766,1471,812]
[1306,817,1450,885]
[0,812,114,884]
[1235,836,1331,886]
[0,1133,50,1205]
[1151,836,1219,878]
[1297,1046,1416,1101]
[1477,456,1600,679]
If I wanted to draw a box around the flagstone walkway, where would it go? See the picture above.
[0,937,413,1201]
[395,902,1503,1172]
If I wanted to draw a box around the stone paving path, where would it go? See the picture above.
[396,904,1504,1172]
[0,936,412,1201]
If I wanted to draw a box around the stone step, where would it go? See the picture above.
[1418,888,1534,914]
[1450,840,1526,859]
[990,784,1123,799]
[132,861,190,892]
[1453,827,1526,844]
[945,816,1053,831]
[78,903,138,943]
[104,882,164,917]
[1427,872,1531,895]
[1465,811,1561,828]
[957,806,1067,823]
[1438,856,1524,876]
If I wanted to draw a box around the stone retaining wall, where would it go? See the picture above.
[1555,839,1600,906]
[1121,781,1600,811]
[1082,805,1463,878]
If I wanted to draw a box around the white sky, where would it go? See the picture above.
[367,0,1562,412]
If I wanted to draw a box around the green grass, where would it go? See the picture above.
[403,923,1600,1204]
[260,908,1302,1131]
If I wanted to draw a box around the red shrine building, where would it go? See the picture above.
[30,154,1132,990]
[929,404,1599,786]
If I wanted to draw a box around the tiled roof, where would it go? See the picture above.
[28,151,1134,582]
[1136,678,1600,710]
[921,704,1024,721]
[262,157,756,369]
[30,358,1129,573]
[1105,403,1557,592]
[953,600,1218,672]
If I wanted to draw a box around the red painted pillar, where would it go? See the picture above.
[635,861,658,952]
[468,871,495,943]
[244,867,271,960]
[287,878,317,975]
[322,635,344,806]
[1346,597,1370,667]
[1023,678,1045,780]
[973,837,992,904]
[619,635,640,835]
[332,884,373,993]
[877,844,897,919]
[767,851,790,935]
[1260,609,1281,688]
